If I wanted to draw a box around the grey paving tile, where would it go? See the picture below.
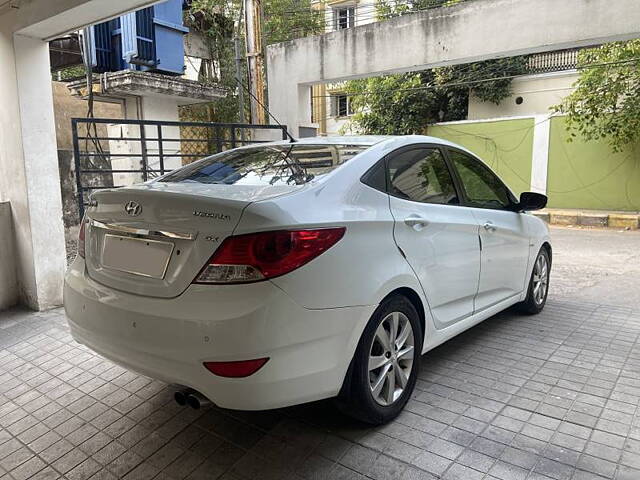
[489,460,529,480]
[534,457,575,480]
[9,455,47,480]
[3,303,640,480]
[442,463,484,480]
[66,458,102,480]
[577,454,617,478]
[51,447,88,474]
[501,445,538,470]
[456,449,495,473]
[29,466,61,480]
[413,451,451,477]
[106,451,144,478]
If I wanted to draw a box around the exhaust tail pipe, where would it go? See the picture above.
[186,391,211,410]
[174,388,195,406]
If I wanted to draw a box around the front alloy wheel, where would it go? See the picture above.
[337,295,422,425]
[532,252,549,306]
[517,247,550,314]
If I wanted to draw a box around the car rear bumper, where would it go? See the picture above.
[64,258,375,410]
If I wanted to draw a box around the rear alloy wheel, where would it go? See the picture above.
[517,247,550,314]
[369,312,415,406]
[337,296,422,425]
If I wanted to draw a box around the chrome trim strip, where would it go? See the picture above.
[89,219,196,240]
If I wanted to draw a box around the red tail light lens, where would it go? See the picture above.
[203,358,269,378]
[195,227,346,284]
[78,218,86,258]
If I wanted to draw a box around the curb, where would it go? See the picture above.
[533,211,639,229]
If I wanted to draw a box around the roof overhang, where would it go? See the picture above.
[67,70,226,104]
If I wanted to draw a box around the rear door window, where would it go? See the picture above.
[160,144,369,186]
[387,147,459,205]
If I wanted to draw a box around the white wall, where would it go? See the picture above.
[0,15,66,310]
[468,71,579,120]
[0,202,17,310]
[0,0,159,310]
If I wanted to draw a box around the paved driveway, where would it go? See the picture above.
[1,228,640,480]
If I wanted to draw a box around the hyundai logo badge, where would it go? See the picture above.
[124,201,142,217]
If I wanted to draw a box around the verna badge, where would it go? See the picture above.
[124,201,142,217]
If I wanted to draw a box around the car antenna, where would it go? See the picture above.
[234,78,297,143]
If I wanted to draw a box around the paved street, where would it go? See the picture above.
[1,227,640,480]
[550,227,640,309]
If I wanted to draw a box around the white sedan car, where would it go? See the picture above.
[64,135,551,424]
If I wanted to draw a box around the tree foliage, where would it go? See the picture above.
[263,0,324,45]
[184,0,323,123]
[343,0,527,134]
[553,40,640,152]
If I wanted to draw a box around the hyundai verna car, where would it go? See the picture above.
[64,135,551,424]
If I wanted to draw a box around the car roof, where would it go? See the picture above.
[263,135,475,154]
[265,135,391,146]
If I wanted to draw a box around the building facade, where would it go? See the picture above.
[310,0,376,136]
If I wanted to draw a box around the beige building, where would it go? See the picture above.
[310,0,376,136]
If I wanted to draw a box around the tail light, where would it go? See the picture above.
[203,358,269,378]
[195,227,346,284]
[78,218,86,258]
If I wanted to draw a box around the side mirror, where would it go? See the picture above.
[517,192,547,211]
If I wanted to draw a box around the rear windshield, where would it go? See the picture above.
[159,144,369,186]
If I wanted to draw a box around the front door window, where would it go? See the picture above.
[448,150,511,209]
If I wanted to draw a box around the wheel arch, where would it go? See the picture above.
[380,287,426,341]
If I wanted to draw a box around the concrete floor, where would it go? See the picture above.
[1,227,640,480]
[550,226,640,308]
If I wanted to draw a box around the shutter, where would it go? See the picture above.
[120,12,138,62]
[329,95,337,117]
[135,7,155,64]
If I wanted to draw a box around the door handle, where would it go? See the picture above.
[404,216,429,230]
[483,221,497,232]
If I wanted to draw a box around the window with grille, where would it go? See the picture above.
[331,94,353,118]
[333,6,355,30]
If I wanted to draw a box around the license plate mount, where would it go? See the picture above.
[101,234,174,279]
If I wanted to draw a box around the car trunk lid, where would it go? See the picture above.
[84,182,299,298]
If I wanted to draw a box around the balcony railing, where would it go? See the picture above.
[526,49,579,74]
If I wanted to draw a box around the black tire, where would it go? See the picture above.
[517,247,551,315]
[337,295,422,425]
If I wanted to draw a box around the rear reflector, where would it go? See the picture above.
[195,227,345,284]
[203,358,269,378]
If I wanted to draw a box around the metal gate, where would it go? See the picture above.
[71,117,288,219]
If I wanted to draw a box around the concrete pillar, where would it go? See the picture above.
[531,115,551,194]
[109,94,187,186]
[141,96,182,171]
[0,19,66,309]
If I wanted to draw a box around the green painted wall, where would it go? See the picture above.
[547,117,640,211]
[427,118,533,196]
